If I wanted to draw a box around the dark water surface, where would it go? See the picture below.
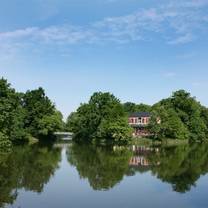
[1,142,208,208]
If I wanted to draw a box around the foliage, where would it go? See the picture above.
[149,107,189,140]
[123,102,151,114]
[0,78,63,148]
[95,118,133,144]
[0,133,12,151]
[23,87,63,138]
[65,112,78,132]
[37,110,64,136]
[149,90,208,141]
[67,92,132,144]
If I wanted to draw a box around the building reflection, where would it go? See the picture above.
[129,145,160,167]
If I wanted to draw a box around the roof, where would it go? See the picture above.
[129,112,151,118]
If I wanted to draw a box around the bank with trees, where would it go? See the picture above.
[0,78,64,150]
[1,77,208,149]
[67,90,208,144]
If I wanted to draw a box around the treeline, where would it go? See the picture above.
[1,78,207,147]
[0,78,64,149]
[66,90,208,143]
[149,90,208,141]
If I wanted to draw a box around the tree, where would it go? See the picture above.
[0,78,63,148]
[123,102,151,114]
[95,118,133,145]
[0,78,28,148]
[65,112,78,132]
[69,92,132,144]
[123,102,137,113]
[37,110,64,136]
[150,90,208,141]
[0,133,12,151]
[149,107,189,140]
[23,87,63,139]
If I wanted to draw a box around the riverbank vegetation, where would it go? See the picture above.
[1,78,208,149]
[0,78,64,150]
[67,90,208,144]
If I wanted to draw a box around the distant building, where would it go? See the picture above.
[128,112,151,137]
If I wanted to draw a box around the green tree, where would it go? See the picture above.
[149,107,189,140]
[23,87,63,139]
[150,90,208,141]
[69,92,132,144]
[65,112,78,132]
[123,102,137,113]
[0,78,28,148]
[123,102,151,114]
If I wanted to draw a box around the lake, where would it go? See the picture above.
[0,142,208,208]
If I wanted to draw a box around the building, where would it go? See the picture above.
[128,112,151,137]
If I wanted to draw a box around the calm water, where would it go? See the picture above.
[1,142,208,208]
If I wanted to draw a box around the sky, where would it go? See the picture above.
[0,0,208,118]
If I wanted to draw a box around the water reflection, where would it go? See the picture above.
[1,142,208,207]
[148,144,208,193]
[67,144,132,190]
[0,144,61,208]
[68,143,208,193]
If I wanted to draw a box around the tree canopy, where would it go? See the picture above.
[66,92,133,145]
[123,102,151,114]
[149,90,208,141]
[0,78,64,149]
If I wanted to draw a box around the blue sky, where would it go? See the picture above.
[0,0,208,118]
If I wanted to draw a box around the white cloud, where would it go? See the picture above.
[0,0,207,57]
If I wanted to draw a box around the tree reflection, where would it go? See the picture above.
[0,144,61,207]
[148,143,208,193]
[67,143,208,193]
[1,142,208,208]
[67,144,132,190]
[129,143,208,193]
